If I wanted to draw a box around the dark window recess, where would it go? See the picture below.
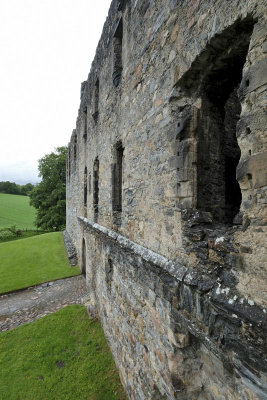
[178,17,255,224]
[112,142,124,223]
[118,0,126,11]
[113,19,123,87]
[74,134,77,162]
[92,80,99,123]
[82,238,86,277]
[83,107,87,141]
[84,167,88,208]
[88,173,91,195]
[93,158,99,222]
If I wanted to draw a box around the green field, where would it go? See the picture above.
[0,193,36,229]
[0,305,126,400]
[0,232,80,294]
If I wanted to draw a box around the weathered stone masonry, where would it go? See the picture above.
[66,0,267,399]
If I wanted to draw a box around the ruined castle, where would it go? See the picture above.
[66,0,267,398]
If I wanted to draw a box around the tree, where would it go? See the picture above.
[0,181,34,196]
[29,147,67,231]
[0,181,19,194]
[20,183,34,195]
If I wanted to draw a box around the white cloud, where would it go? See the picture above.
[0,161,40,184]
[0,0,111,184]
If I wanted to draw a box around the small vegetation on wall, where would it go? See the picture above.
[29,147,67,231]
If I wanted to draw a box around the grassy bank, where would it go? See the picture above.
[0,305,126,400]
[0,193,36,229]
[0,232,80,294]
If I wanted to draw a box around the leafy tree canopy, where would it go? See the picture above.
[0,181,34,196]
[29,147,67,231]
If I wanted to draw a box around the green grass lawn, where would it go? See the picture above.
[0,193,36,229]
[0,232,80,294]
[0,305,126,400]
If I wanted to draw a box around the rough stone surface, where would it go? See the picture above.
[62,230,78,265]
[66,1,267,399]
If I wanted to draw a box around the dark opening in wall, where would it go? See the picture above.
[93,158,99,222]
[117,0,126,11]
[84,167,88,209]
[83,107,87,141]
[74,134,77,163]
[88,173,91,195]
[177,17,255,224]
[112,142,124,225]
[113,18,123,87]
[82,238,86,277]
[92,79,99,123]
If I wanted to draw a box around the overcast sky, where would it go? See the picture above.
[0,0,111,184]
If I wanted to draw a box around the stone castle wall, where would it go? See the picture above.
[66,0,267,398]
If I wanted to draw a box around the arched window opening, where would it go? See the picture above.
[93,158,99,222]
[176,17,255,224]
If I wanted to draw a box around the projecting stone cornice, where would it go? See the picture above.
[78,216,188,282]
[78,216,266,327]
[78,216,267,396]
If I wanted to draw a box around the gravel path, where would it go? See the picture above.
[0,275,89,332]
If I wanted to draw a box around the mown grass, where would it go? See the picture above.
[0,193,36,229]
[0,305,126,400]
[0,232,80,294]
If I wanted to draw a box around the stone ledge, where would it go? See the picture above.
[78,216,187,281]
[78,216,267,395]
[78,217,266,328]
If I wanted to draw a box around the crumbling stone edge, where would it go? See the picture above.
[62,230,78,266]
[78,216,267,398]
[78,217,265,315]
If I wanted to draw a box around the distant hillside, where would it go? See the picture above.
[0,193,36,229]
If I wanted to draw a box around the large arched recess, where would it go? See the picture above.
[175,16,255,223]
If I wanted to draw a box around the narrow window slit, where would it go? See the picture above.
[82,238,86,277]
[112,141,124,225]
[84,167,88,210]
[93,80,99,123]
[74,134,77,162]
[83,107,87,141]
[93,158,99,222]
[113,19,123,87]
